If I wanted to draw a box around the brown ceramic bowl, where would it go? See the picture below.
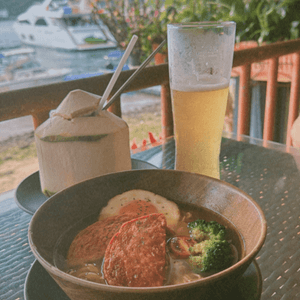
[28,169,267,300]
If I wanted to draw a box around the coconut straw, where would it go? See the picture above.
[102,39,166,111]
[97,35,138,111]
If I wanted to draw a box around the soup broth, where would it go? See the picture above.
[54,203,244,286]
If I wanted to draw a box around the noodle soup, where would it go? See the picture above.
[54,202,244,286]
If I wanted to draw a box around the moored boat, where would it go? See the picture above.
[0,47,71,92]
[12,0,117,51]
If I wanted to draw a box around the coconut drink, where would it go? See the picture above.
[35,89,132,197]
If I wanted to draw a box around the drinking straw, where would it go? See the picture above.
[97,35,138,111]
[102,39,166,111]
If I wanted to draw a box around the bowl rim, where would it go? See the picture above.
[28,169,267,293]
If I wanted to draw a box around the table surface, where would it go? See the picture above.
[1,132,300,300]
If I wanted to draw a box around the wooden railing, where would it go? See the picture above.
[232,38,300,146]
[0,64,172,138]
[0,38,300,145]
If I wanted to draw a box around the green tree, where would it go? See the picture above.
[91,0,180,63]
[91,0,300,63]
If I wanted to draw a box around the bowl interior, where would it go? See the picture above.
[29,169,266,296]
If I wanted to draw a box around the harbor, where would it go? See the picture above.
[0,15,162,142]
[0,0,129,93]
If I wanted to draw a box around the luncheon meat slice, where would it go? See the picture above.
[103,213,167,287]
[67,213,138,266]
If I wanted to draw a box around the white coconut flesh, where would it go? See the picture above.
[99,189,181,228]
[34,89,131,197]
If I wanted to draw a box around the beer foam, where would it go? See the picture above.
[174,76,229,92]
[168,23,235,90]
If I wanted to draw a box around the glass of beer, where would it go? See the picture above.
[167,22,236,179]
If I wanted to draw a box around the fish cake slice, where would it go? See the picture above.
[103,213,167,287]
[67,213,137,266]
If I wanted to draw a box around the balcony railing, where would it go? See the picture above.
[0,38,300,145]
[232,38,300,146]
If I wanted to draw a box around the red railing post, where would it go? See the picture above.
[286,52,300,146]
[237,64,252,136]
[32,111,51,130]
[153,44,174,139]
[263,57,279,141]
[107,96,122,118]
[160,83,174,139]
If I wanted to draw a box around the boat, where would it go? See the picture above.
[63,64,130,81]
[0,47,71,92]
[63,50,130,81]
[12,0,117,51]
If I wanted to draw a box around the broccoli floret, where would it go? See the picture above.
[188,219,226,241]
[187,219,233,272]
[189,239,233,272]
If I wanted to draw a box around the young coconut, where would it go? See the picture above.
[35,89,131,197]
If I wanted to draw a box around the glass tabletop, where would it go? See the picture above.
[0,133,299,300]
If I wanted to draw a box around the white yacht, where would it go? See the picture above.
[0,47,71,92]
[13,0,117,51]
